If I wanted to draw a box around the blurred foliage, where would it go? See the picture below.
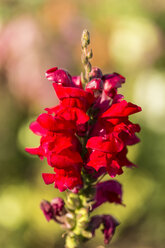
[0,0,165,247]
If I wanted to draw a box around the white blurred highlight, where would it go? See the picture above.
[134,70,165,133]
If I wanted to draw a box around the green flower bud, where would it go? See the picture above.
[87,63,92,73]
[67,193,81,209]
[81,29,90,48]
[81,230,93,239]
[66,213,76,229]
[81,54,88,65]
[65,233,79,248]
[87,49,93,59]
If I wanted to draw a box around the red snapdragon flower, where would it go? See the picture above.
[26,66,141,192]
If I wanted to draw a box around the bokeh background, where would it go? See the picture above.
[0,0,165,247]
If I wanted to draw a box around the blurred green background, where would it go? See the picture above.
[0,0,165,247]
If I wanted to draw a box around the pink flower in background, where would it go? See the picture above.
[0,17,57,106]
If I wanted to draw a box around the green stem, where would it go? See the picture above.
[65,30,95,248]
[65,233,79,248]
[64,182,95,248]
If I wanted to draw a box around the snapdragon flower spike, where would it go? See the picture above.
[26,29,141,248]
[26,66,141,193]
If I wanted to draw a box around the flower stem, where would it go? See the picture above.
[65,30,95,248]
[64,182,95,248]
[65,233,79,248]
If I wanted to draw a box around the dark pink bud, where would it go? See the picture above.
[92,180,123,209]
[85,78,103,98]
[102,215,119,244]
[103,73,125,97]
[45,67,58,81]
[51,197,65,216]
[46,68,72,86]
[87,215,119,244]
[40,200,53,221]
[89,67,103,79]
[72,76,82,88]
[40,197,66,222]
[87,215,102,236]
[85,78,103,91]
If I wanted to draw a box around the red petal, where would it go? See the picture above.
[53,166,82,191]
[30,121,47,136]
[49,150,83,169]
[45,67,58,81]
[53,83,94,108]
[25,147,44,159]
[86,134,124,153]
[57,107,89,125]
[87,150,108,171]
[107,160,123,177]
[42,173,56,184]
[37,113,75,131]
[101,100,141,118]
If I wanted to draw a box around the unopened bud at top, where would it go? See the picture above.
[89,67,103,79]
[81,29,90,48]
[45,67,72,86]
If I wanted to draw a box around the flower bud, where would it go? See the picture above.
[81,54,88,65]
[86,78,103,91]
[85,78,103,98]
[87,63,92,73]
[89,67,103,79]
[77,208,88,227]
[40,200,53,221]
[46,68,72,86]
[81,230,93,239]
[40,197,66,222]
[65,234,78,248]
[103,73,125,97]
[87,49,93,59]
[87,215,119,244]
[92,180,123,210]
[51,197,66,216]
[71,76,82,88]
[65,213,76,229]
[67,193,81,208]
[81,29,90,48]
[45,67,58,81]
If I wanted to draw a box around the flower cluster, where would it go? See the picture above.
[85,68,141,178]
[26,67,95,192]
[26,65,141,246]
